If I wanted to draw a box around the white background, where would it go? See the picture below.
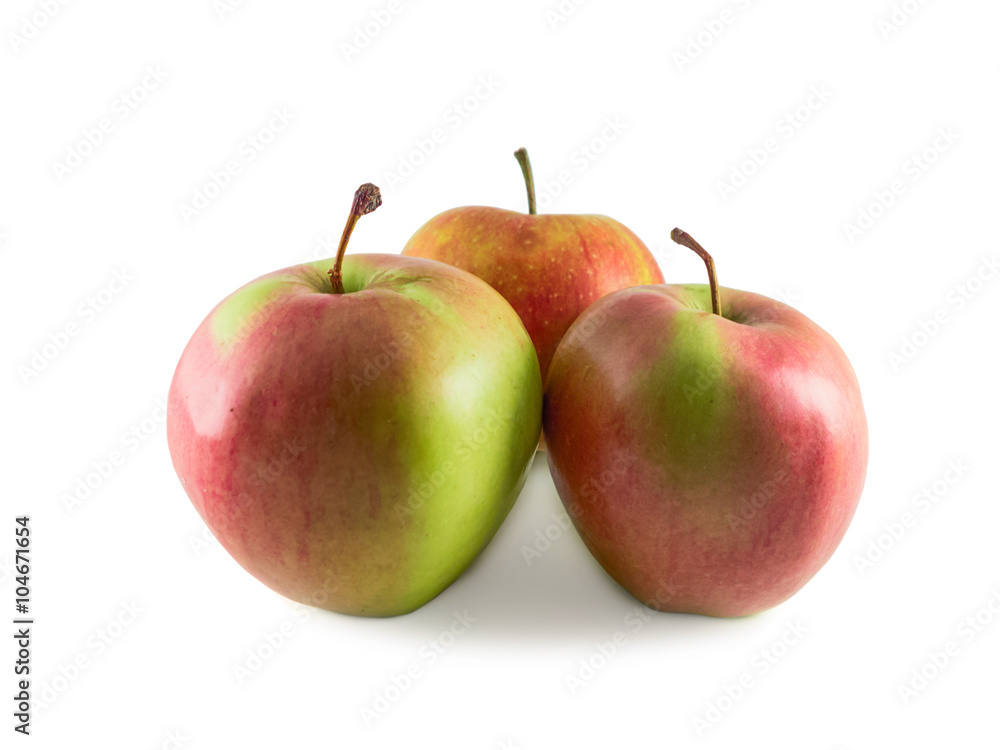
[2,0,998,747]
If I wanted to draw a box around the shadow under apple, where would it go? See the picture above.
[313,460,746,646]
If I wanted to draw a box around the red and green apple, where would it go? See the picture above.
[543,229,868,617]
[167,185,542,617]
[401,148,664,436]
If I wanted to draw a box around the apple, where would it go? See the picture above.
[543,229,868,617]
[167,184,542,617]
[401,148,664,421]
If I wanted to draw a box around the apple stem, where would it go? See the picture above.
[671,228,722,317]
[514,148,537,215]
[328,183,382,294]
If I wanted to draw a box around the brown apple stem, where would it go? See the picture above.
[514,148,537,215]
[671,228,722,317]
[328,183,382,294]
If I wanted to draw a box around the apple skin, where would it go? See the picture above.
[543,283,868,617]
[167,253,542,617]
[401,207,664,391]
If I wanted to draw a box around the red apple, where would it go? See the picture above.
[543,229,868,617]
[401,149,664,442]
